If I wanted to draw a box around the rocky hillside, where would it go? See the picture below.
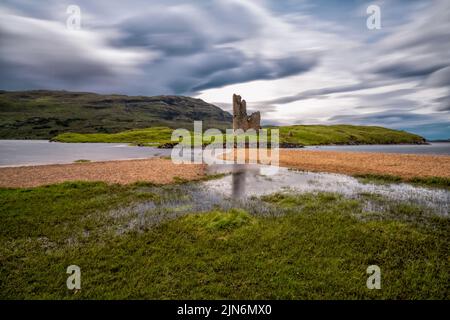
[0,90,232,139]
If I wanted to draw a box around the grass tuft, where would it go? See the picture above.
[355,173,450,189]
[73,159,91,163]
[185,209,253,231]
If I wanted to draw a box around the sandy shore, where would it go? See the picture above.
[0,158,205,188]
[224,149,450,179]
[278,150,450,179]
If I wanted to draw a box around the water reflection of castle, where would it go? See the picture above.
[232,167,246,199]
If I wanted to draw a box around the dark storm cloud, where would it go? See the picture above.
[372,62,447,79]
[434,96,450,111]
[188,49,243,78]
[0,9,151,91]
[118,2,319,94]
[191,55,317,92]
[425,67,450,88]
[118,12,209,56]
[160,49,245,93]
[115,1,262,55]
[0,1,318,94]
[346,89,423,112]
[260,83,371,105]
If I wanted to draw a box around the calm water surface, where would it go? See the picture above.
[205,164,449,215]
[0,140,171,166]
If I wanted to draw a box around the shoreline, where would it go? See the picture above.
[0,156,158,168]
[0,158,205,188]
[279,150,450,180]
[223,149,450,180]
[0,149,449,188]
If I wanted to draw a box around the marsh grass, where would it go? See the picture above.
[0,181,448,299]
[355,173,450,189]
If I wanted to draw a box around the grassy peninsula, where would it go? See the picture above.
[52,124,426,147]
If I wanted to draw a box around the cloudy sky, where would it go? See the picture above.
[1,0,449,139]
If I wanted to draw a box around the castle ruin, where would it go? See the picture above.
[232,94,261,131]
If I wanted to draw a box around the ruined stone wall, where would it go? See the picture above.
[232,94,261,131]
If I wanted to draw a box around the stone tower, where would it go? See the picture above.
[232,94,261,131]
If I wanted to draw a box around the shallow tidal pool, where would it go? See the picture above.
[203,164,449,216]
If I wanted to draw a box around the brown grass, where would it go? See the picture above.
[280,150,450,179]
[0,158,205,188]
[224,149,450,179]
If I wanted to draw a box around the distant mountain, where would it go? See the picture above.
[0,90,232,139]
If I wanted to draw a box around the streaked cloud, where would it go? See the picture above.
[0,0,449,138]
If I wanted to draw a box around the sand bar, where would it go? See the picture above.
[0,158,205,188]
[224,149,450,179]
[279,150,450,179]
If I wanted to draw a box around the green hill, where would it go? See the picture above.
[0,90,232,139]
[53,125,426,147]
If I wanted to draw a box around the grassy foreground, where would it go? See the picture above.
[0,181,448,299]
[53,124,425,147]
